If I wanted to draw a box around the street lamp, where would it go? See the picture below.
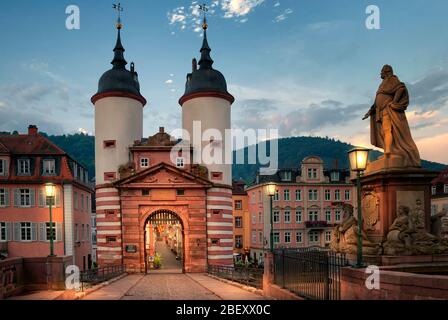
[45,183,56,257]
[266,183,276,253]
[347,147,370,268]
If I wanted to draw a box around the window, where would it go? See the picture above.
[335,189,341,201]
[74,192,78,210]
[103,140,116,148]
[335,209,342,222]
[273,210,280,223]
[252,214,256,224]
[235,217,242,228]
[0,222,6,241]
[81,194,85,211]
[308,189,318,201]
[258,212,262,223]
[295,189,302,201]
[235,200,242,210]
[281,171,291,181]
[20,222,32,241]
[308,210,319,221]
[176,189,185,196]
[432,186,437,195]
[252,231,257,243]
[251,192,256,204]
[140,158,149,168]
[258,191,262,203]
[104,172,116,181]
[211,172,223,180]
[106,236,116,243]
[0,188,9,207]
[18,159,31,175]
[18,189,32,207]
[45,222,56,241]
[309,231,319,243]
[325,209,332,222]
[295,209,302,223]
[308,168,318,179]
[444,184,448,194]
[176,157,185,168]
[212,210,221,215]
[331,171,340,182]
[325,190,331,201]
[235,235,242,248]
[284,189,290,201]
[273,190,279,201]
[273,232,280,244]
[345,190,351,201]
[81,224,85,241]
[142,189,150,196]
[75,224,79,242]
[284,210,291,223]
[296,232,303,243]
[43,159,56,175]
[86,224,90,242]
[0,159,6,175]
[284,232,291,243]
[259,232,263,243]
[325,231,332,243]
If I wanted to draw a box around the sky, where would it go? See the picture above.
[0,0,447,164]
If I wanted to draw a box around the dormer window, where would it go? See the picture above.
[281,171,292,181]
[307,168,318,179]
[18,159,31,176]
[140,158,150,168]
[331,171,340,182]
[43,159,56,176]
[444,184,448,194]
[0,159,6,176]
[432,186,437,195]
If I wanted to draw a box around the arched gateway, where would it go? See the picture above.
[144,210,184,273]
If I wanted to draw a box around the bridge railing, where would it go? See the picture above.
[207,265,264,289]
[80,264,127,291]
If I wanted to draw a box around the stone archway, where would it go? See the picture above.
[143,210,185,273]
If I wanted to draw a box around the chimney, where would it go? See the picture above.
[28,125,38,135]
[333,159,339,170]
[159,127,165,134]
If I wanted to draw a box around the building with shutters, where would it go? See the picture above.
[232,180,250,262]
[0,125,94,270]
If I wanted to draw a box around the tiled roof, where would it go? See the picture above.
[432,167,448,184]
[0,134,65,155]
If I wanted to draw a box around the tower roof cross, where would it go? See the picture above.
[113,2,124,29]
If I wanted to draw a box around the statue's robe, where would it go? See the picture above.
[371,75,421,167]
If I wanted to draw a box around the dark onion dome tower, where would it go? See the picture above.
[179,11,235,267]
[91,13,145,187]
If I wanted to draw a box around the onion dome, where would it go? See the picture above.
[179,17,234,105]
[92,21,146,106]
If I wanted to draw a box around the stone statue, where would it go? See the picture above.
[431,208,448,238]
[363,65,421,168]
[384,203,448,255]
[330,204,381,255]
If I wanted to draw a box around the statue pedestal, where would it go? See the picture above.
[359,167,438,244]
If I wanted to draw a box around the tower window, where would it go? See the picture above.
[140,158,150,168]
[211,238,220,246]
[142,189,150,196]
[213,210,221,215]
[103,140,116,149]
[177,189,185,196]
[176,157,185,168]
[211,172,223,180]
[106,236,117,243]
[104,172,116,181]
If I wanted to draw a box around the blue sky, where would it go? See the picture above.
[0,0,447,163]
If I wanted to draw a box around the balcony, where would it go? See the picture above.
[305,220,329,229]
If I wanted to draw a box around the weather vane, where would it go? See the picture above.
[199,3,208,30]
[113,2,124,29]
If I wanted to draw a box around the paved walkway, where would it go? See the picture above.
[151,240,182,274]
[83,273,266,300]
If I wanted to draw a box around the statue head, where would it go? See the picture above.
[416,199,422,207]
[381,64,394,79]
[398,205,410,216]
[342,204,354,220]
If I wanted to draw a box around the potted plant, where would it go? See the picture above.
[153,253,163,269]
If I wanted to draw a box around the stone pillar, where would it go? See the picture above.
[263,251,274,294]
[46,256,72,291]
[360,168,437,244]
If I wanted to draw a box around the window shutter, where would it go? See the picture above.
[56,223,62,241]
[38,188,45,207]
[6,222,12,241]
[55,189,61,207]
[31,223,37,241]
[29,188,35,207]
[39,223,46,241]
[13,222,20,241]
[4,188,10,207]
[14,189,20,207]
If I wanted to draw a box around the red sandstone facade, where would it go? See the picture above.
[0,126,94,270]
[95,129,234,273]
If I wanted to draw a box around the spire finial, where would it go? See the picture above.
[113,2,124,29]
[198,3,213,69]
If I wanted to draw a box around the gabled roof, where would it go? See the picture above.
[0,140,9,154]
[432,167,448,184]
[0,134,65,155]
[114,162,213,187]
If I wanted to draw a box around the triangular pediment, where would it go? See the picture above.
[115,162,212,187]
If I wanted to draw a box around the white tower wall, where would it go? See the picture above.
[95,96,143,185]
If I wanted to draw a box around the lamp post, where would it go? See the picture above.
[266,183,277,253]
[347,147,370,268]
[45,183,56,257]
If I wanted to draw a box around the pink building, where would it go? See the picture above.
[246,156,356,263]
[0,126,94,270]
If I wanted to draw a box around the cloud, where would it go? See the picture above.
[407,68,448,112]
[165,79,174,84]
[221,0,265,18]
[274,8,293,23]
